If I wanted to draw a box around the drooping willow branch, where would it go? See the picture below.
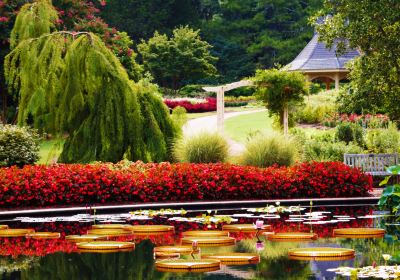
[4,0,178,163]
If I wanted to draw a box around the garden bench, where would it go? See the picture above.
[344,153,399,176]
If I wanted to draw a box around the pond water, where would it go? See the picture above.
[0,205,398,280]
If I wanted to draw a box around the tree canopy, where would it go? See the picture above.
[314,0,400,120]
[5,0,178,163]
[138,26,217,90]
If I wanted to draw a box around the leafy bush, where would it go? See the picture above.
[0,162,373,208]
[294,104,335,124]
[302,140,364,162]
[336,122,364,146]
[378,165,400,214]
[225,101,248,107]
[241,133,298,167]
[0,125,40,167]
[164,97,216,113]
[171,106,188,128]
[173,132,229,163]
[225,96,255,102]
[178,84,207,97]
[366,123,400,153]
[225,86,255,97]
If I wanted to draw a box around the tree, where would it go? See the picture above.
[5,0,178,163]
[313,0,400,121]
[200,0,322,83]
[0,0,142,124]
[137,26,217,91]
[99,0,201,42]
[253,69,308,135]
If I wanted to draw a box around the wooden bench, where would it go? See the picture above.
[344,153,399,176]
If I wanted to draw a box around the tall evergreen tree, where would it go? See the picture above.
[4,0,178,163]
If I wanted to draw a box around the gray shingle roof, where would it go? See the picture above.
[287,33,360,71]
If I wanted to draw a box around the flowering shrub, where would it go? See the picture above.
[324,113,389,128]
[164,97,216,113]
[164,97,249,112]
[0,162,372,209]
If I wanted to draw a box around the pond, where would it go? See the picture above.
[0,205,398,280]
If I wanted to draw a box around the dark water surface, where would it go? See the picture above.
[0,206,398,280]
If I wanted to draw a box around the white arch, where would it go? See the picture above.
[203,80,253,134]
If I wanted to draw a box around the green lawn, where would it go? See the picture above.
[225,110,332,144]
[225,111,274,143]
[38,139,64,164]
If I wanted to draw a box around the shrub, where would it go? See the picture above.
[294,104,335,124]
[0,125,40,167]
[336,122,364,146]
[366,123,400,153]
[324,113,389,128]
[171,106,188,128]
[0,162,373,208]
[303,140,364,162]
[178,84,206,97]
[225,101,248,107]
[173,132,229,163]
[241,133,298,167]
[164,97,216,113]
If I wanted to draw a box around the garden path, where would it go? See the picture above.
[183,109,266,156]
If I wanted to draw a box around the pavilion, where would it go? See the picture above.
[286,29,360,90]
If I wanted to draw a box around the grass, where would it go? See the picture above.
[225,111,274,143]
[38,139,64,164]
[225,111,332,144]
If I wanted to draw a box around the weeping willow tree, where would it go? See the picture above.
[4,0,178,163]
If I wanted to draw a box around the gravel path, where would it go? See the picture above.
[183,109,266,156]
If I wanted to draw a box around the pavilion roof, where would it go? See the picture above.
[286,33,360,72]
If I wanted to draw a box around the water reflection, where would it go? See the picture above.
[0,206,398,279]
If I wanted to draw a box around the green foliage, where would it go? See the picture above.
[4,1,178,163]
[253,69,308,127]
[10,0,58,49]
[335,85,383,115]
[241,133,297,167]
[366,124,400,154]
[138,26,217,90]
[173,132,229,163]
[302,140,363,162]
[171,106,188,128]
[294,104,335,124]
[0,124,40,167]
[98,0,322,84]
[178,84,207,97]
[335,122,364,146]
[314,0,400,120]
[99,0,201,41]
[378,165,400,214]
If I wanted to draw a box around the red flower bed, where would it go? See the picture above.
[164,97,216,113]
[324,113,389,128]
[0,162,372,209]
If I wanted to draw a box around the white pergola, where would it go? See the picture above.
[203,80,253,134]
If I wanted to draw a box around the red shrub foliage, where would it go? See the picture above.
[164,98,216,113]
[0,162,372,209]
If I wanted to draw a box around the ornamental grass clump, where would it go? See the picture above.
[0,125,40,167]
[173,132,229,163]
[241,133,298,167]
